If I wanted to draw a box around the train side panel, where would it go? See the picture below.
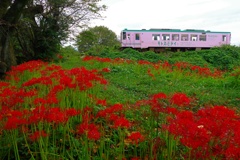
[121,29,231,50]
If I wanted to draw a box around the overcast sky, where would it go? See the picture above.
[91,0,240,45]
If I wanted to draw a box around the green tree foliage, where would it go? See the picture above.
[76,26,120,53]
[93,45,240,71]
[18,0,107,61]
[202,45,240,70]
[0,0,107,71]
[0,0,30,71]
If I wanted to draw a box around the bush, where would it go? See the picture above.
[202,45,240,70]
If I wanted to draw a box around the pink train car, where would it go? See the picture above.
[120,28,231,52]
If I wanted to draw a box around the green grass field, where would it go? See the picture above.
[0,46,240,159]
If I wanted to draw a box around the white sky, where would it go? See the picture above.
[91,0,240,45]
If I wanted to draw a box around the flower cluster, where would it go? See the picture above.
[76,123,101,140]
[166,106,240,159]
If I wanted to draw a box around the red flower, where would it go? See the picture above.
[108,113,119,122]
[170,92,190,107]
[96,99,107,106]
[28,106,46,124]
[113,117,131,129]
[128,132,144,145]
[30,130,48,141]
[225,144,240,159]
[45,107,68,124]
[87,128,101,140]
[65,108,81,117]
[101,68,111,72]
[76,123,101,140]
[4,116,27,130]
[152,92,167,100]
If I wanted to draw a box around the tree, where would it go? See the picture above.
[76,26,120,53]
[0,0,31,72]
[0,0,107,73]
[15,0,107,61]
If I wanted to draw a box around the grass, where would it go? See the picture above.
[0,49,240,160]
[59,54,239,107]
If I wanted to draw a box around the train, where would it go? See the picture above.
[120,28,231,52]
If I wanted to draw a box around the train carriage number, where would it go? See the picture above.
[158,41,177,46]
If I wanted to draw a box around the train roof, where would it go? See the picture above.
[122,28,231,34]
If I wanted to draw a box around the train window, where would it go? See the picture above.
[222,35,227,41]
[135,34,140,40]
[152,34,160,40]
[162,34,170,40]
[181,34,189,41]
[122,32,126,40]
[199,35,206,41]
[172,34,179,41]
[190,34,198,41]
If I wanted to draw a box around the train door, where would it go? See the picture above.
[134,33,141,48]
[121,32,131,47]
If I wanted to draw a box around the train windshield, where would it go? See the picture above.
[122,32,126,40]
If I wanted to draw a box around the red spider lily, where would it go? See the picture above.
[174,62,190,70]
[190,65,222,77]
[108,113,119,122]
[138,60,152,65]
[101,67,111,72]
[147,68,155,79]
[76,123,101,140]
[33,98,47,105]
[46,93,59,104]
[28,106,46,124]
[151,92,167,100]
[45,107,69,124]
[96,57,111,63]
[22,76,52,87]
[128,132,144,145]
[29,130,48,141]
[162,61,171,68]
[59,75,76,88]
[82,55,94,61]
[168,116,211,149]
[113,116,131,129]
[42,64,63,73]
[166,106,240,159]
[50,84,65,93]
[165,107,179,115]
[0,81,10,88]
[87,128,101,140]
[96,103,123,119]
[6,60,47,81]
[149,92,167,111]
[4,116,28,130]
[170,92,190,107]
[225,144,240,159]
[65,108,81,117]
[96,99,107,106]
[109,103,123,113]
[33,93,59,105]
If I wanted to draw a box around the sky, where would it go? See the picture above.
[91,0,240,45]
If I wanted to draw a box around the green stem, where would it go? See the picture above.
[23,131,35,159]
[11,130,20,160]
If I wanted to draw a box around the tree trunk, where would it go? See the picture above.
[0,0,30,74]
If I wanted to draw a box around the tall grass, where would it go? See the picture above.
[0,48,239,159]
